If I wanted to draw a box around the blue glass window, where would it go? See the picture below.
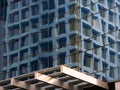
[41,13,48,25]
[31,5,38,15]
[42,0,55,10]
[31,46,38,57]
[20,64,27,75]
[42,1,48,10]
[40,56,53,68]
[49,12,55,24]
[58,0,65,5]
[84,53,91,67]
[10,68,17,77]
[40,41,53,52]
[32,0,38,2]
[58,53,66,65]
[57,22,66,35]
[30,60,38,71]
[57,37,66,48]
[58,8,65,18]
[41,28,52,39]
[49,0,55,10]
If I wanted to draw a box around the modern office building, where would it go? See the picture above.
[0,0,7,76]
[2,0,120,82]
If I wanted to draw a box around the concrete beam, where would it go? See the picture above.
[0,87,7,90]
[11,78,29,89]
[11,78,38,90]
[115,82,120,90]
[60,65,109,90]
[41,85,54,90]
[35,72,69,90]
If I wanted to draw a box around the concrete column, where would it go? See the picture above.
[115,82,120,90]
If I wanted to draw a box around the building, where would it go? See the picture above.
[0,0,7,77]
[2,0,120,82]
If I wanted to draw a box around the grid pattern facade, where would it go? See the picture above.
[2,0,120,81]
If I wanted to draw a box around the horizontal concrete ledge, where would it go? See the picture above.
[60,65,109,89]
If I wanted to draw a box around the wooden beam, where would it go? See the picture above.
[60,65,109,90]
[34,72,69,90]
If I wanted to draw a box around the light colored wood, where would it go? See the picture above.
[35,72,69,90]
[60,65,109,90]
